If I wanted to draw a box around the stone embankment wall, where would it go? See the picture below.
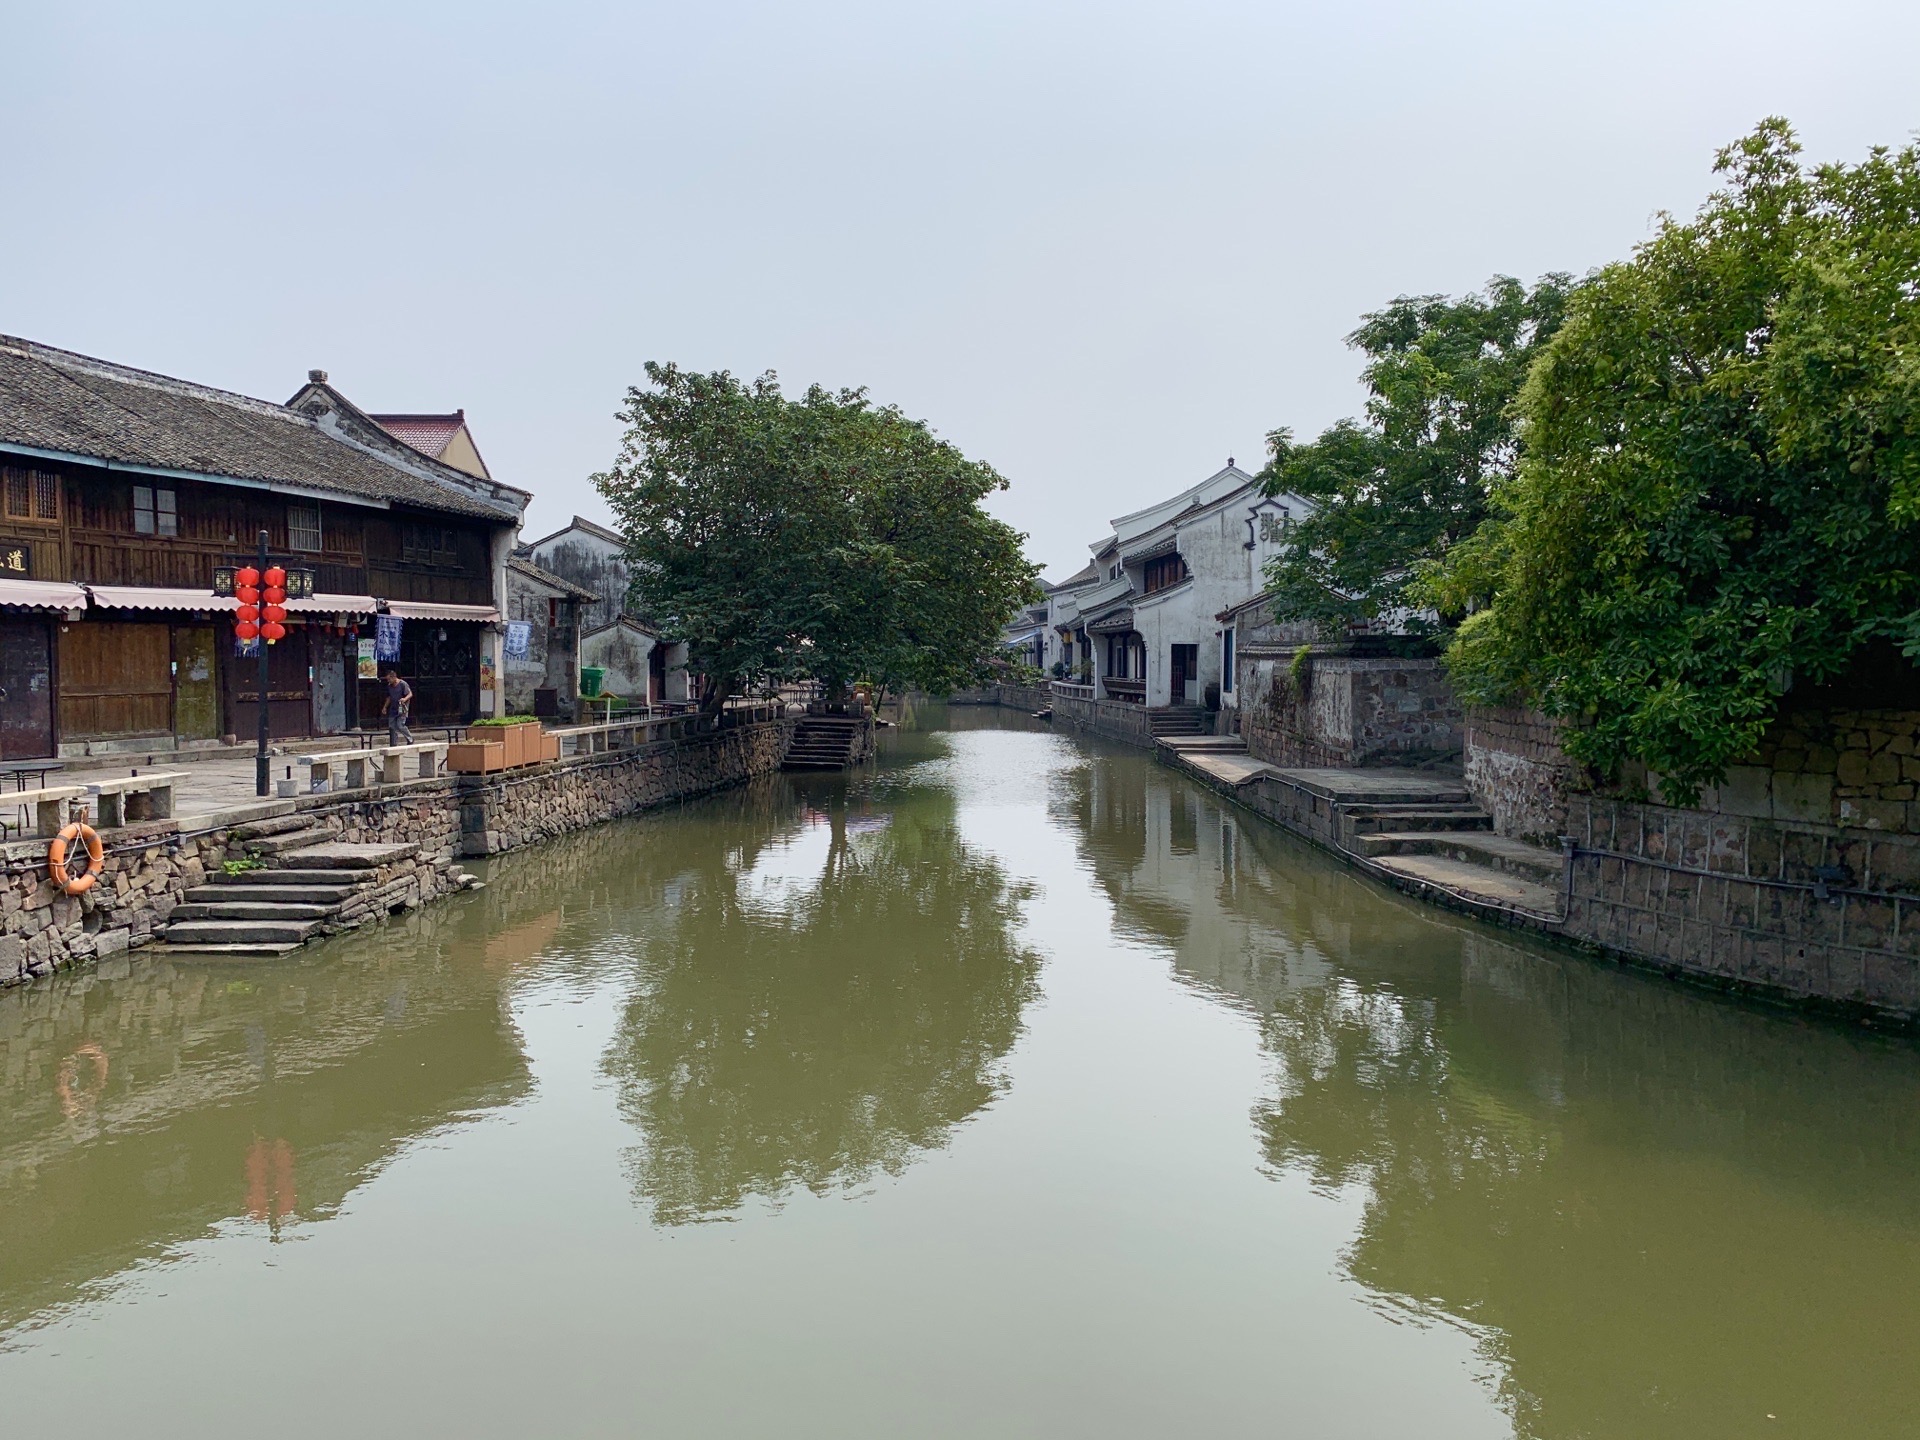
[948,683,1052,712]
[1465,703,1920,1020]
[1463,706,1576,844]
[1237,655,1462,770]
[1,717,794,990]
[1051,691,1155,747]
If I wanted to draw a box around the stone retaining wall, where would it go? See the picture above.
[948,683,1052,712]
[1,717,794,990]
[1463,706,1576,845]
[1239,656,1462,770]
[1460,702,1920,1020]
[1051,692,1155,748]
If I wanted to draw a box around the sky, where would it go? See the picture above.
[5,1,1918,581]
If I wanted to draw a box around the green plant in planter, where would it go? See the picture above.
[469,715,539,727]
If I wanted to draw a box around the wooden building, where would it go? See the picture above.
[0,337,525,758]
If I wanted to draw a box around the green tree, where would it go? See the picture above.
[593,363,1039,704]
[1426,121,1920,801]
[1260,275,1573,636]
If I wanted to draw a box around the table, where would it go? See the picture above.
[0,759,64,792]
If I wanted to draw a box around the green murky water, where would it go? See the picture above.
[3,706,1918,1438]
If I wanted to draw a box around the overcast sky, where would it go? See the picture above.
[6,2,1917,579]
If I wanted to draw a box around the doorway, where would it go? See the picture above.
[1170,643,1198,704]
[172,625,220,741]
[0,620,55,758]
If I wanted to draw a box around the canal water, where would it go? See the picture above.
[3,707,1919,1438]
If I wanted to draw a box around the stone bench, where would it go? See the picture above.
[3,785,90,840]
[298,742,449,793]
[85,772,187,828]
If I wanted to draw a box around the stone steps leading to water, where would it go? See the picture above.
[157,838,436,958]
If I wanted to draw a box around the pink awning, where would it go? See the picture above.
[0,577,88,612]
[289,593,378,615]
[382,600,501,623]
[84,585,237,612]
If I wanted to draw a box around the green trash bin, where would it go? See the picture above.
[580,666,606,698]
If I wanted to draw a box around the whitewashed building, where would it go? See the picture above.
[1074,462,1308,712]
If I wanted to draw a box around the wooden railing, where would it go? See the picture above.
[1103,677,1146,701]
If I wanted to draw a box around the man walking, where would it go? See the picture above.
[381,669,415,745]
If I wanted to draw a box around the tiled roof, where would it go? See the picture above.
[371,414,464,460]
[528,514,625,550]
[506,554,599,601]
[0,336,513,520]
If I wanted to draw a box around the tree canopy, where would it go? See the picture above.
[1259,274,1573,637]
[593,363,1039,702]
[1426,120,1920,802]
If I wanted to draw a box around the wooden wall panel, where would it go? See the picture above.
[58,622,171,738]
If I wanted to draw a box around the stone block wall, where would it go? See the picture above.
[1463,706,1578,845]
[1241,656,1462,770]
[2,717,795,991]
[1563,792,1920,1018]
[1051,691,1155,748]
[457,718,792,855]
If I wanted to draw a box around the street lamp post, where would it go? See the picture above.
[212,531,317,798]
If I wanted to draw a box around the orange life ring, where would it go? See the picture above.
[48,821,105,895]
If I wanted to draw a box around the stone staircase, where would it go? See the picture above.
[782,716,868,772]
[1148,706,1213,738]
[1341,793,1563,916]
[1156,737,1564,919]
[157,815,425,957]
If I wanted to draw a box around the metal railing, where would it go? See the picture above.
[549,699,787,756]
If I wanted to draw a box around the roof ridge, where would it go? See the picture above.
[0,333,312,428]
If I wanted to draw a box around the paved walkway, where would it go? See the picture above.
[71,748,378,826]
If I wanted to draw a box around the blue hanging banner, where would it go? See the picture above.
[375,614,404,662]
[504,621,532,660]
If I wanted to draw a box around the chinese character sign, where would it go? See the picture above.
[504,621,532,659]
[374,614,404,662]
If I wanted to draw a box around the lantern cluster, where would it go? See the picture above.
[232,565,291,644]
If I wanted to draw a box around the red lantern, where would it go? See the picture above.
[236,604,259,624]
[262,621,286,643]
[236,584,260,605]
[235,619,260,640]
[262,604,287,623]
[236,566,260,588]
[263,566,286,589]
[264,585,286,605]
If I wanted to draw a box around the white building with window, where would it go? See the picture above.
[1077,462,1309,711]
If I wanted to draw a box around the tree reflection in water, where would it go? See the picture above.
[1061,741,1920,1438]
[604,781,1040,1224]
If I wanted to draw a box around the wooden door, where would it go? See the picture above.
[225,627,314,739]
[1170,643,1197,704]
[0,620,55,758]
[60,622,171,738]
[172,625,220,740]
[648,641,666,704]
[312,632,347,734]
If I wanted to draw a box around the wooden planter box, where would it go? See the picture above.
[448,740,507,774]
[536,731,561,763]
[467,720,540,767]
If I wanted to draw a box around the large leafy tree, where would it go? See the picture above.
[593,363,1039,703]
[1260,275,1573,635]
[1427,120,1920,802]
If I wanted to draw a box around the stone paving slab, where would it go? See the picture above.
[1371,853,1560,916]
[279,842,420,868]
[1267,767,1470,803]
[1177,751,1282,788]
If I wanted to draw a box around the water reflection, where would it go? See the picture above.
[604,773,1041,1223]
[0,896,532,1335]
[1062,733,1920,1437]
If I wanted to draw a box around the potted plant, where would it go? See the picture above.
[447,739,507,773]
[468,715,541,767]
